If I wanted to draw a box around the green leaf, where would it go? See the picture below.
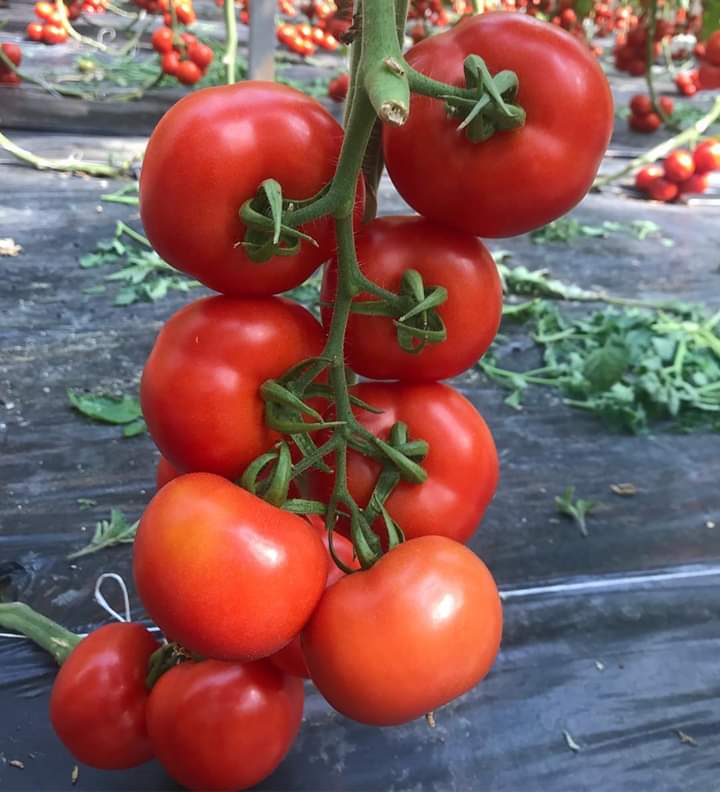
[68,390,142,425]
[67,509,138,559]
[555,487,597,537]
[583,340,629,391]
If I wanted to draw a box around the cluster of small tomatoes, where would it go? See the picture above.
[45,14,615,791]
[627,92,673,133]
[133,0,196,26]
[0,42,22,86]
[276,21,340,56]
[635,140,720,202]
[25,2,69,45]
[151,26,213,85]
[674,32,720,94]
[613,16,673,75]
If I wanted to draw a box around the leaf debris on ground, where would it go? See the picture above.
[8,759,25,769]
[674,729,698,746]
[67,509,138,560]
[0,238,22,256]
[555,487,597,537]
[529,217,673,247]
[71,765,79,785]
[68,389,146,437]
[610,483,637,496]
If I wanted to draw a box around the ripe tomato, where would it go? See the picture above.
[678,173,708,194]
[629,94,653,115]
[151,25,173,53]
[134,473,328,660]
[26,22,45,41]
[327,71,349,101]
[140,82,362,296]
[34,1,55,19]
[140,296,324,479]
[147,659,304,792]
[270,516,358,678]
[155,455,180,490]
[647,177,679,202]
[629,112,661,132]
[303,536,502,725]
[321,216,502,382]
[706,30,720,66]
[160,50,180,75]
[188,42,213,68]
[693,140,720,174]
[659,96,674,115]
[176,59,202,85]
[699,61,720,89]
[663,149,695,183]
[383,13,613,238]
[634,163,663,192]
[311,382,498,544]
[43,24,68,44]
[49,623,159,769]
[1,43,22,66]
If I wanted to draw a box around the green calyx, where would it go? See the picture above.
[443,55,526,143]
[239,179,318,263]
[351,268,448,354]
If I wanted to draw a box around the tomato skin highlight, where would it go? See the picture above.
[311,382,499,544]
[321,216,502,382]
[133,473,328,661]
[303,536,503,726]
[49,623,159,769]
[383,13,613,238]
[270,517,358,678]
[663,149,695,183]
[140,295,325,480]
[147,659,304,792]
[140,82,359,296]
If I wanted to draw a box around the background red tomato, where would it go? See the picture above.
[141,296,325,480]
[311,382,499,544]
[140,82,361,296]
[49,623,159,769]
[383,13,613,238]
[147,659,304,791]
[270,516,358,678]
[303,535,503,725]
[134,473,328,660]
[321,216,502,381]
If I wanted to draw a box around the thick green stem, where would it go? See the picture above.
[224,0,238,85]
[0,603,81,665]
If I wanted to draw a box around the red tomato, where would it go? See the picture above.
[629,94,652,116]
[303,536,502,725]
[188,42,213,68]
[699,61,720,90]
[134,473,328,660]
[659,95,674,116]
[151,26,173,53]
[0,71,21,85]
[663,149,695,183]
[629,112,661,132]
[321,216,502,381]
[176,59,202,85]
[140,83,361,296]
[43,24,68,44]
[627,58,647,76]
[706,30,720,66]
[327,71,349,101]
[27,22,45,41]
[147,659,304,792]
[634,163,663,192]
[1,43,22,67]
[311,382,498,544]
[647,177,679,202]
[270,517,358,678]
[34,1,55,19]
[678,173,708,194]
[155,455,180,490]
[383,13,613,238]
[49,623,159,769]
[141,296,324,479]
[693,140,720,174]
[160,50,180,75]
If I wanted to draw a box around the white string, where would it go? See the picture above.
[94,572,131,623]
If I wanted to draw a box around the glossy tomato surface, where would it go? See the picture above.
[155,455,180,490]
[140,296,325,480]
[49,623,159,769]
[270,516,358,678]
[383,13,613,238]
[140,81,359,296]
[303,536,503,725]
[147,659,304,791]
[311,382,499,543]
[133,473,328,660]
[321,216,502,381]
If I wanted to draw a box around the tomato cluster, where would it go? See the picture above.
[0,42,22,86]
[276,22,339,56]
[634,140,720,202]
[26,2,69,45]
[133,0,196,26]
[627,93,673,133]
[151,27,213,85]
[614,17,668,75]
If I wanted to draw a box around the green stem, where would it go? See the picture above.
[224,0,238,85]
[0,603,81,665]
[594,96,720,187]
[645,0,674,128]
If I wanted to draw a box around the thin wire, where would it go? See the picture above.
[94,572,131,623]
